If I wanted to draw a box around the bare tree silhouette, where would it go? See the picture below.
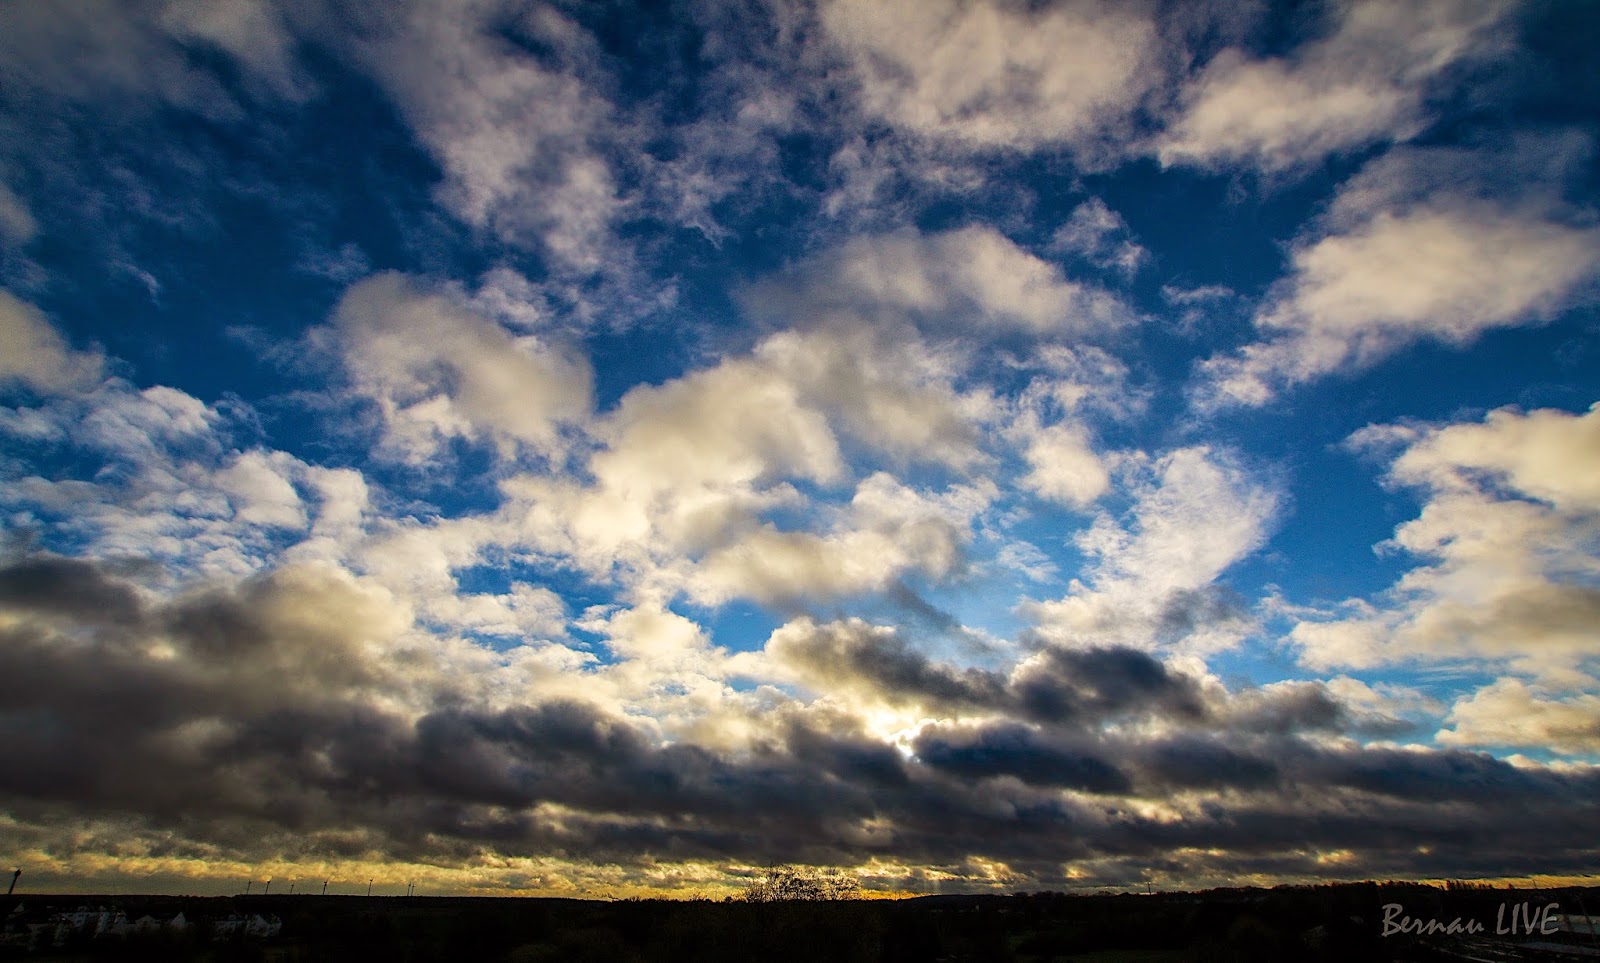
[741,866,862,902]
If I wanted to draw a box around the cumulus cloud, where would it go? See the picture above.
[1026,446,1278,654]
[0,379,371,579]
[513,345,844,581]
[1158,0,1513,172]
[476,320,1002,609]
[1196,141,1600,407]
[748,225,1135,336]
[350,0,622,270]
[820,0,1161,154]
[1293,403,1600,678]
[691,472,992,607]
[1050,197,1147,277]
[0,290,103,394]
[1018,423,1110,508]
[755,326,997,472]
[1439,679,1600,755]
[328,272,592,464]
[1004,367,1124,511]
[1385,402,1600,511]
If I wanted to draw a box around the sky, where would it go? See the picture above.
[1,0,1598,899]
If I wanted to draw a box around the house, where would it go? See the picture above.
[245,914,283,938]
[211,912,282,940]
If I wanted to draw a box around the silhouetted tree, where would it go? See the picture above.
[741,867,862,902]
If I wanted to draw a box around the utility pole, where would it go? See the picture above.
[367,880,372,897]
[264,880,271,896]
[289,882,295,896]
[321,881,328,896]
[245,881,251,896]
[7,869,19,896]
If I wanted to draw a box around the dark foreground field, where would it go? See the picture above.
[6,882,1599,962]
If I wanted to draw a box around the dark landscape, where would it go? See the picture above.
[6,882,1600,962]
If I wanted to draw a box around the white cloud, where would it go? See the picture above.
[641,46,804,241]
[1024,344,1146,420]
[821,0,1160,153]
[995,540,1060,584]
[482,344,847,601]
[329,272,592,465]
[1090,447,1276,592]
[79,384,220,458]
[589,603,712,664]
[1002,348,1126,511]
[1294,404,1600,678]
[354,0,622,271]
[213,450,308,530]
[1050,197,1147,276]
[0,380,381,581]
[1158,0,1513,172]
[1270,204,1596,339]
[1438,678,1600,755]
[0,290,103,394]
[1025,446,1278,654]
[1018,423,1109,509]
[821,137,909,222]
[755,325,997,472]
[349,511,575,642]
[690,472,994,606]
[1324,675,1445,727]
[1195,143,1600,408]
[1162,284,1235,307]
[1384,403,1600,512]
[478,319,1004,609]
[748,226,1135,336]
[591,353,842,539]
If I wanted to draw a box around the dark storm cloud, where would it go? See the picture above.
[1219,680,1347,734]
[2,555,1598,883]
[1304,742,1600,806]
[0,555,145,624]
[1140,734,1281,790]
[1153,585,1249,640]
[768,617,1008,711]
[782,713,912,788]
[771,616,1211,728]
[911,722,1132,793]
[1009,644,1209,725]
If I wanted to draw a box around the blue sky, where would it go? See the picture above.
[1,0,1598,897]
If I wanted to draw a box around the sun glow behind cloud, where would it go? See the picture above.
[0,0,1598,897]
